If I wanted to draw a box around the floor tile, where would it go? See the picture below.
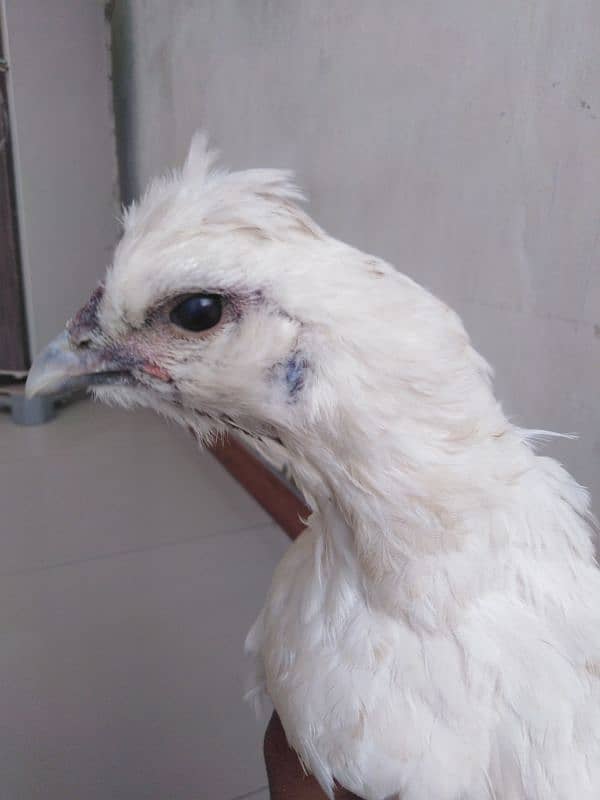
[0,400,270,574]
[0,524,288,800]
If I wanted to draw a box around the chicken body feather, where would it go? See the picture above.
[247,454,600,799]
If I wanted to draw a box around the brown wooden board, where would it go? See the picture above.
[0,29,28,372]
[210,438,308,541]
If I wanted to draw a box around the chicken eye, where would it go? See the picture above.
[169,294,223,332]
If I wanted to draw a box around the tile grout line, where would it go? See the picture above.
[0,518,285,580]
[230,784,268,800]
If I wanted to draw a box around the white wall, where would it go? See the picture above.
[113,1,600,507]
[3,0,118,354]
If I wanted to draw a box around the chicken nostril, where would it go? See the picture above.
[68,330,92,349]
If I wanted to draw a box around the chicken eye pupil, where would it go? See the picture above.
[169,294,222,332]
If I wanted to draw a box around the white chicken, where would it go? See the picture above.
[27,136,600,800]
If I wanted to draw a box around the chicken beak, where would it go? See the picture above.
[25,330,130,399]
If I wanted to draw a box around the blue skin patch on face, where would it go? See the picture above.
[284,353,307,399]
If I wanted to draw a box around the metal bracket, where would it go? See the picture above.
[0,393,57,425]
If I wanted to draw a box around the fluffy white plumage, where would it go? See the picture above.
[36,136,600,799]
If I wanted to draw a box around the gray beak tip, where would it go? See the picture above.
[26,329,133,399]
[23,381,39,400]
[25,330,77,399]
